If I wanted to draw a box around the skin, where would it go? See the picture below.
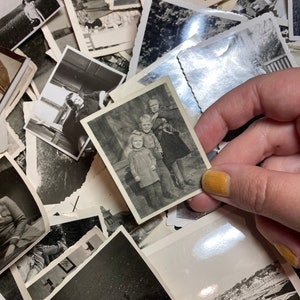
[189,67,300,268]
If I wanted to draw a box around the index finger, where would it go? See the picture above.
[195,67,300,152]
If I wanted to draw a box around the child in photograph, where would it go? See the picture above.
[127,130,164,210]
[148,98,194,189]
[139,114,176,199]
[23,0,45,27]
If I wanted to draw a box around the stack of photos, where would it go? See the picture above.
[1,0,300,298]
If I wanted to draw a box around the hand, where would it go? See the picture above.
[4,244,16,261]
[190,68,300,268]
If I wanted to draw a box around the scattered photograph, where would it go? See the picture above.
[143,205,300,299]
[82,77,210,224]
[41,5,79,61]
[24,227,105,299]
[177,13,297,112]
[0,154,49,275]
[25,46,126,160]
[64,0,141,57]
[47,227,172,299]
[15,211,102,283]
[108,0,141,10]
[127,0,246,78]
[232,0,287,19]
[0,0,63,50]
[0,47,30,114]
[288,0,300,40]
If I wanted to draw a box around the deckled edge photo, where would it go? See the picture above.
[127,0,243,78]
[0,153,49,275]
[82,77,210,224]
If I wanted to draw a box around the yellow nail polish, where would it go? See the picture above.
[274,243,298,268]
[201,170,230,197]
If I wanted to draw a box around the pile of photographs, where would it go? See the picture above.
[0,0,300,299]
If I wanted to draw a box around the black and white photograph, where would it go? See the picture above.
[0,47,30,114]
[127,0,246,78]
[0,154,49,275]
[0,0,62,50]
[82,77,210,224]
[288,0,300,41]
[64,0,141,57]
[25,46,126,160]
[143,205,300,299]
[177,13,297,112]
[20,227,106,299]
[47,227,172,299]
[108,0,141,10]
[15,211,103,284]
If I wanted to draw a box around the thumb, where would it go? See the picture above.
[201,164,300,233]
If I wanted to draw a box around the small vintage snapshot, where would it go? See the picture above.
[64,0,141,57]
[288,0,300,40]
[24,46,126,160]
[0,0,62,50]
[0,47,30,114]
[107,0,141,10]
[82,77,210,224]
[0,153,49,275]
[177,13,297,112]
[127,0,246,78]
[20,227,106,299]
[47,227,172,299]
[143,206,300,299]
[15,210,103,284]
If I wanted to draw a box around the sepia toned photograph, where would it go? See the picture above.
[47,227,172,299]
[0,154,48,275]
[25,46,126,160]
[177,13,297,112]
[82,77,210,224]
[0,0,62,50]
[0,47,30,114]
[64,0,141,57]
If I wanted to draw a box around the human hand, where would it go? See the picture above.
[4,244,16,261]
[190,68,300,268]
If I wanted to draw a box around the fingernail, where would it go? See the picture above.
[274,243,299,268]
[201,170,230,197]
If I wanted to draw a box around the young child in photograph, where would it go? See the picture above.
[139,114,176,199]
[148,98,194,189]
[127,130,165,210]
